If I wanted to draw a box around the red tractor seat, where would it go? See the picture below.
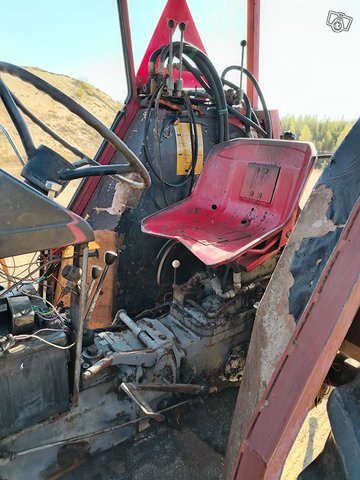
[142,138,316,268]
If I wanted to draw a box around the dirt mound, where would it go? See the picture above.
[0,67,121,176]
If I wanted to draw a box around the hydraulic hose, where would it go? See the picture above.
[143,85,195,189]
[182,90,198,190]
[222,77,261,126]
[221,65,272,138]
[182,44,229,141]
[227,105,267,137]
[155,42,229,143]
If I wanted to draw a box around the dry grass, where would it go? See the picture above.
[0,67,120,179]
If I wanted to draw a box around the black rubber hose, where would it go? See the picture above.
[150,47,165,65]
[221,65,272,138]
[222,78,267,137]
[150,45,210,92]
[222,77,261,127]
[158,44,223,142]
[183,90,198,191]
[183,45,229,141]
[151,45,211,96]
[184,54,225,142]
[227,105,267,137]
[0,62,150,189]
[159,42,229,142]
[0,78,36,156]
[183,45,228,142]
[243,92,261,126]
[241,93,251,134]
[191,54,225,142]
[245,95,261,126]
[181,59,210,92]
[153,84,169,205]
[143,85,193,188]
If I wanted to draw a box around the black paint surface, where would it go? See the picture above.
[289,118,360,322]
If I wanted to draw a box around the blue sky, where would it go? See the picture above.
[0,0,358,119]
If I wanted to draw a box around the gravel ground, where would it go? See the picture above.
[60,388,330,480]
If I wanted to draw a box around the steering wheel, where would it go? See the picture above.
[0,62,151,190]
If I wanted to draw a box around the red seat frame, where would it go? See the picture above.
[142,139,316,269]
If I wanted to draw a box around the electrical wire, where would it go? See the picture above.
[0,251,85,298]
[0,256,64,298]
[19,289,68,325]
[14,333,75,350]
[0,252,40,284]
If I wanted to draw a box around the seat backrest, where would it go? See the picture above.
[190,138,316,229]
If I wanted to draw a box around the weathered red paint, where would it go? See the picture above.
[247,0,260,109]
[135,0,206,89]
[70,99,139,216]
[142,139,315,268]
[231,197,360,479]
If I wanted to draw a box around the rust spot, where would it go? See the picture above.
[57,441,90,468]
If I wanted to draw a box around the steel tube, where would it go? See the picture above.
[72,244,89,407]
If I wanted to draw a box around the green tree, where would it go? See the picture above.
[336,125,351,146]
[321,130,333,152]
[299,125,312,142]
[280,115,355,163]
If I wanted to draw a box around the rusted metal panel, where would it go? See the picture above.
[231,196,360,479]
[225,118,360,478]
[239,163,280,203]
[224,186,339,476]
[87,230,118,328]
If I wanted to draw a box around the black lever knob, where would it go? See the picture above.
[104,251,118,266]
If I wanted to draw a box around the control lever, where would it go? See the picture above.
[175,22,187,96]
[239,39,247,105]
[166,19,175,96]
[86,265,102,302]
[62,264,81,295]
[172,259,180,285]
[120,382,206,422]
[121,382,165,422]
[83,251,118,327]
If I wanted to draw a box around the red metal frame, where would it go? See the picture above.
[70,0,139,216]
[70,99,139,216]
[136,0,206,89]
[247,0,260,109]
[230,197,360,479]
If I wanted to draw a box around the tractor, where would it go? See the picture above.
[0,1,358,479]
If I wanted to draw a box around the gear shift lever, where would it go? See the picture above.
[83,251,118,328]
